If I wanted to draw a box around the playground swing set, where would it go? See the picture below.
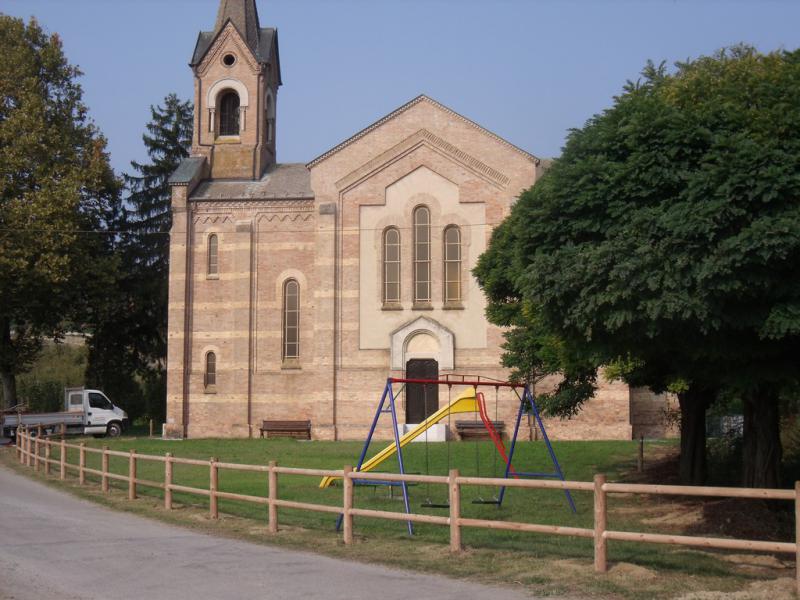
[319,375,576,535]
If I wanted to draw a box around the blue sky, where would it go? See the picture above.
[3,0,799,174]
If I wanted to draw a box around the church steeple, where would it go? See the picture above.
[188,0,281,180]
[215,0,261,53]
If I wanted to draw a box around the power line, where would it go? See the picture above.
[0,221,506,236]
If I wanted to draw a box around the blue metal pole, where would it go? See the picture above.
[388,383,414,535]
[528,386,577,513]
[336,379,392,532]
[497,386,525,507]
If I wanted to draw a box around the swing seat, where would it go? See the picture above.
[420,500,450,509]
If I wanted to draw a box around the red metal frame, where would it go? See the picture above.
[388,377,524,389]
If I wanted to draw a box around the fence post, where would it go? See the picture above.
[60,438,67,480]
[594,473,608,573]
[268,461,278,533]
[61,423,66,440]
[34,431,40,472]
[128,450,137,500]
[795,481,800,599]
[149,419,154,438]
[15,428,21,463]
[79,443,86,485]
[27,429,33,468]
[343,466,353,545]
[637,436,644,473]
[44,439,51,476]
[164,453,173,510]
[449,469,462,553]
[101,446,109,493]
[210,458,219,519]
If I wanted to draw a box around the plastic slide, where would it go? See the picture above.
[319,388,478,488]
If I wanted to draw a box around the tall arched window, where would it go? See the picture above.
[266,93,275,143]
[383,228,401,304]
[208,234,219,276]
[205,352,217,388]
[444,226,462,305]
[283,279,300,361]
[218,91,240,136]
[413,206,431,304]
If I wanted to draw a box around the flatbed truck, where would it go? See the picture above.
[1,388,128,439]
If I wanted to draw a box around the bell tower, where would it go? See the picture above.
[189,0,282,179]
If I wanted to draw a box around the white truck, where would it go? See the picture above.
[1,388,129,439]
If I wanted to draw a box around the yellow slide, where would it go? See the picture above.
[319,388,477,488]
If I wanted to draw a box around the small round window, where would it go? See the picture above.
[222,53,237,67]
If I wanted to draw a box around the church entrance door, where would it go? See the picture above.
[405,359,439,424]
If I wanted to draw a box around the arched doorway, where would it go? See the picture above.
[406,358,439,423]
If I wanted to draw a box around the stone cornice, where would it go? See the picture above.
[192,198,314,212]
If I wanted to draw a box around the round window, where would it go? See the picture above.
[222,53,237,67]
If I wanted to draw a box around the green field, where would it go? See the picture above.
[7,436,794,599]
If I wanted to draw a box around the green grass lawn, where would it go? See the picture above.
[8,436,795,599]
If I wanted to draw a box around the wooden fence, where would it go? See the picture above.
[12,426,800,594]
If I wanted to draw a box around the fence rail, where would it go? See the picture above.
[11,426,800,595]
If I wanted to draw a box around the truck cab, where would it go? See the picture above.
[65,388,129,437]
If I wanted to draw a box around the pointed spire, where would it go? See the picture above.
[215,0,261,51]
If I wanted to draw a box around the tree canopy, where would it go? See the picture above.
[0,15,120,408]
[477,46,800,487]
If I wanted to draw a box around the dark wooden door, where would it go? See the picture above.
[406,359,439,423]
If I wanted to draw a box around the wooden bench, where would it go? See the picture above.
[455,420,506,441]
[259,420,312,440]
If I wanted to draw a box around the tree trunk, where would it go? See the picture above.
[678,386,713,485]
[742,388,782,488]
[0,370,16,410]
[0,318,17,409]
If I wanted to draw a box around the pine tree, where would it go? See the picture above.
[86,94,193,423]
[125,94,193,273]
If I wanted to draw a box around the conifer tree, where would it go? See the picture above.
[87,94,192,422]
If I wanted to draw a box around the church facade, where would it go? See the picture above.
[165,0,674,440]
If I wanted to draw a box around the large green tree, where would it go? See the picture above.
[87,94,192,423]
[479,46,800,487]
[0,16,120,409]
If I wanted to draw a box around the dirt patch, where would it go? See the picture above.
[676,577,795,600]
[609,562,659,582]
[719,554,791,572]
[642,505,705,528]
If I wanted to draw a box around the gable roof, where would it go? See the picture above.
[190,0,280,80]
[191,26,278,68]
[307,95,540,169]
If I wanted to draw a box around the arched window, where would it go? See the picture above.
[413,206,431,303]
[218,91,240,136]
[266,93,275,143]
[383,228,401,304]
[444,226,462,304]
[208,234,219,276]
[283,279,300,360]
[205,352,217,388]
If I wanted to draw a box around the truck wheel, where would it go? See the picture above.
[106,422,123,438]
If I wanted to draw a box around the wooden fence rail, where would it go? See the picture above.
[12,427,800,596]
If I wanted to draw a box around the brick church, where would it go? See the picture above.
[165,0,674,440]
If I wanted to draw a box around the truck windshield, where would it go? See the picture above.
[88,393,114,411]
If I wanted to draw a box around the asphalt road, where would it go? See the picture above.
[0,463,537,600]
